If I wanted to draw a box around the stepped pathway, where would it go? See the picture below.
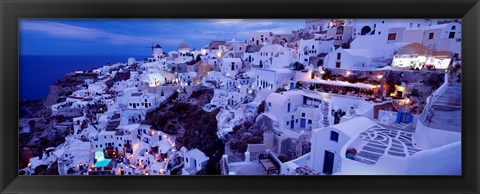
[321,102,330,127]
[431,83,461,107]
[422,82,461,132]
[352,125,422,165]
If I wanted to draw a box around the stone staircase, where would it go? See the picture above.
[431,83,461,108]
[321,101,330,127]
[421,82,461,132]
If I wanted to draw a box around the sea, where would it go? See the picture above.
[20,55,149,100]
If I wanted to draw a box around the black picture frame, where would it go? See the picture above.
[1,0,479,193]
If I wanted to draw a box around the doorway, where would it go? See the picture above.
[323,150,334,175]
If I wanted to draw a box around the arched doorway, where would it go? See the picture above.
[360,26,371,35]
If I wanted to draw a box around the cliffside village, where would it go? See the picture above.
[20,19,462,175]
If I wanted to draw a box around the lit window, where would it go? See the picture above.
[388,33,396,40]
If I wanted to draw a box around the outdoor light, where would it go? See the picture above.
[405,98,411,104]
[376,74,383,79]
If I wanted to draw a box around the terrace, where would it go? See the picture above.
[347,124,422,165]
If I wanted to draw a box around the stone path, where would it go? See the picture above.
[352,125,422,165]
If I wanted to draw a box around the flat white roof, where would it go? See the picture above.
[117,123,141,132]
[186,148,209,162]
[317,117,380,138]
[98,130,117,136]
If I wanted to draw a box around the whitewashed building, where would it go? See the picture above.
[250,31,274,46]
[261,90,332,138]
[298,39,334,65]
[220,57,243,77]
[324,48,388,69]
[254,68,294,91]
[181,148,209,175]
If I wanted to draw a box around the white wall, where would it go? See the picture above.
[309,127,350,174]
[413,120,461,149]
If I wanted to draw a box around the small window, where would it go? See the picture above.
[308,120,312,124]
[449,31,455,39]
[428,32,434,39]
[286,121,289,126]
[268,102,272,107]
[337,53,341,60]
[330,131,339,142]
[302,113,305,117]
[388,33,396,40]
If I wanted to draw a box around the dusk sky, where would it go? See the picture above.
[20,19,305,56]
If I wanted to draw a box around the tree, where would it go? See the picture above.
[316,59,324,67]
[424,73,444,89]
[409,89,420,98]
[257,101,266,115]
[186,59,196,65]
[28,120,36,130]
[54,114,65,123]
[292,62,305,71]
[321,69,332,80]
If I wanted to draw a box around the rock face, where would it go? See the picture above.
[44,85,63,107]
[44,73,98,107]
[19,72,95,172]
[144,88,224,174]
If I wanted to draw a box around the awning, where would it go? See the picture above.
[302,79,377,89]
